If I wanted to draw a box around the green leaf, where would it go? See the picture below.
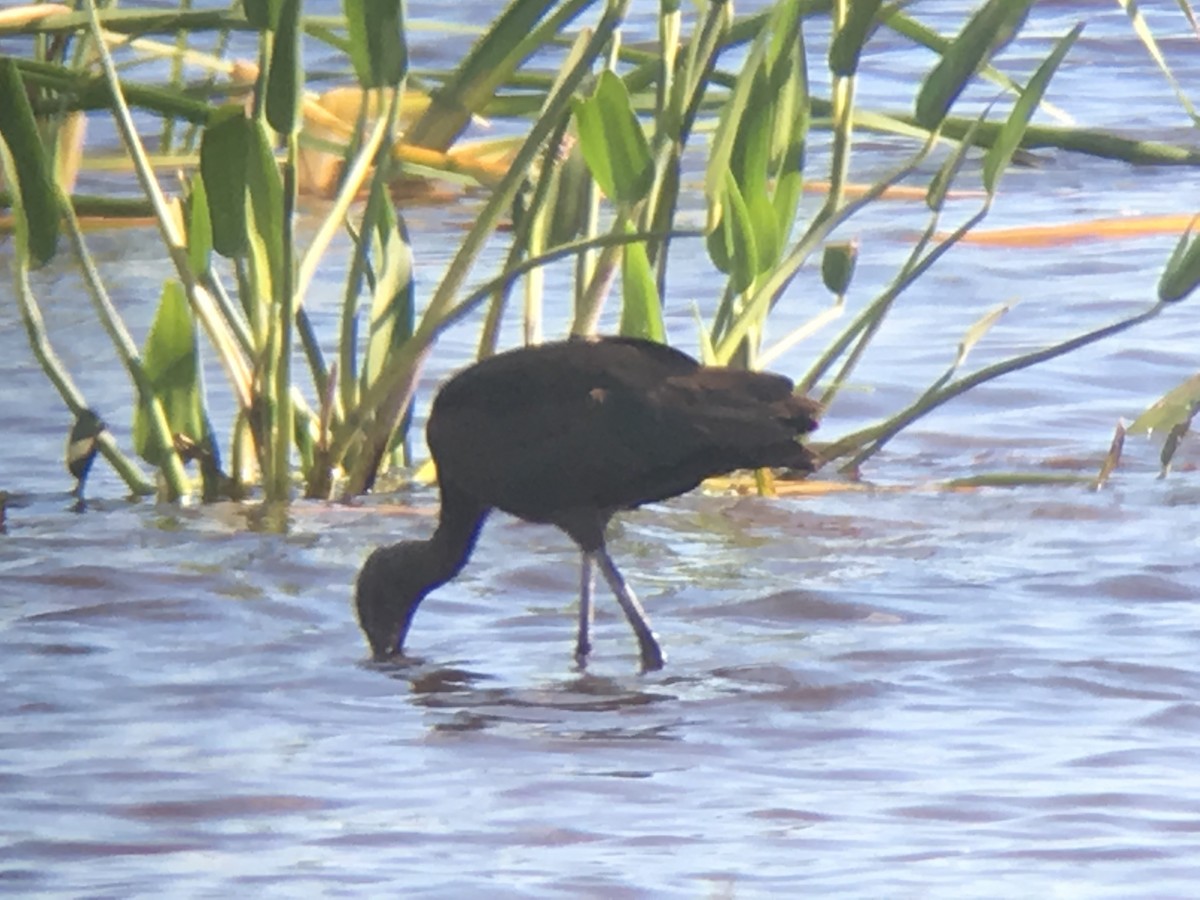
[619,222,664,342]
[706,205,733,275]
[571,71,653,206]
[828,0,884,77]
[0,58,58,266]
[821,241,859,296]
[767,4,808,239]
[745,187,780,279]
[186,173,213,277]
[199,105,249,258]
[705,20,770,205]
[714,171,759,295]
[133,281,206,467]
[983,22,1084,193]
[363,185,414,390]
[914,0,1036,130]
[265,0,303,135]
[246,118,286,300]
[1092,421,1125,490]
[1128,372,1200,435]
[705,9,797,286]
[1117,0,1200,126]
[345,0,408,88]
[732,68,781,274]
[1158,216,1200,303]
[545,145,590,248]
[953,302,1010,369]
[403,0,560,151]
[242,0,273,30]
[927,106,988,210]
[571,99,612,199]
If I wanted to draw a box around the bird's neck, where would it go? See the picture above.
[427,479,489,585]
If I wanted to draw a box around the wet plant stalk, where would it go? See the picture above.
[60,192,190,498]
[80,0,253,415]
[1,146,154,496]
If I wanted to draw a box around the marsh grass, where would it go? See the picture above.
[2,0,1199,502]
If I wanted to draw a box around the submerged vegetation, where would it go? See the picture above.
[2,0,1199,503]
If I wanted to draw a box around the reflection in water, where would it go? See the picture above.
[390,661,683,739]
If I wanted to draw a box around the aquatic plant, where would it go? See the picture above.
[2,0,1199,501]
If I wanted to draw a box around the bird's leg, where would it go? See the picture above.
[593,548,665,672]
[575,552,595,666]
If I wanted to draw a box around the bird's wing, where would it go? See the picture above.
[428,343,816,522]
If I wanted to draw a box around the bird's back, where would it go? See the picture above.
[427,337,819,539]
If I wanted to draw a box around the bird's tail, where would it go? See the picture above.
[775,392,822,436]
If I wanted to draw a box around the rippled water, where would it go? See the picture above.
[5,487,1200,895]
[4,3,1200,896]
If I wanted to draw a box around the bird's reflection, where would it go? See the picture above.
[361,654,682,740]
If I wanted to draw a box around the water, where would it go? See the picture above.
[3,3,1200,896]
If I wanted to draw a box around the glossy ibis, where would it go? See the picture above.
[354,336,820,671]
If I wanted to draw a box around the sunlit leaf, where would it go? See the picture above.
[1158,215,1200,303]
[1092,420,1125,490]
[693,304,717,365]
[983,23,1084,193]
[544,145,590,248]
[0,58,58,265]
[186,173,213,277]
[765,0,806,161]
[363,183,414,391]
[1116,0,1200,126]
[265,0,303,134]
[953,302,1011,369]
[829,0,884,77]
[821,241,859,296]
[1128,372,1200,435]
[706,19,770,204]
[619,222,664,342]
[914,0,1036,130]
[345,0,408,88]
[707,172,759,294]
[133,280,206,468]
[706,205,733,275]
[404,0,560,151]
[732,68,781,274]
[199,105,249,258]
[571,71,653,206]
[1159,421,1191,473]
[768,6,808,241]
[246,119,286,298]
[242,0,273,30]
[927,106,988,211]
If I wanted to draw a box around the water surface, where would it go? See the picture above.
[3,4,1200,896]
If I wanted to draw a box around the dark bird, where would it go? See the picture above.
[354,336,821,671]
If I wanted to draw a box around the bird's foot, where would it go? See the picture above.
[638,638,665,673]
[573,639,592,670]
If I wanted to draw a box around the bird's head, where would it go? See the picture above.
[354,542,435,661]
